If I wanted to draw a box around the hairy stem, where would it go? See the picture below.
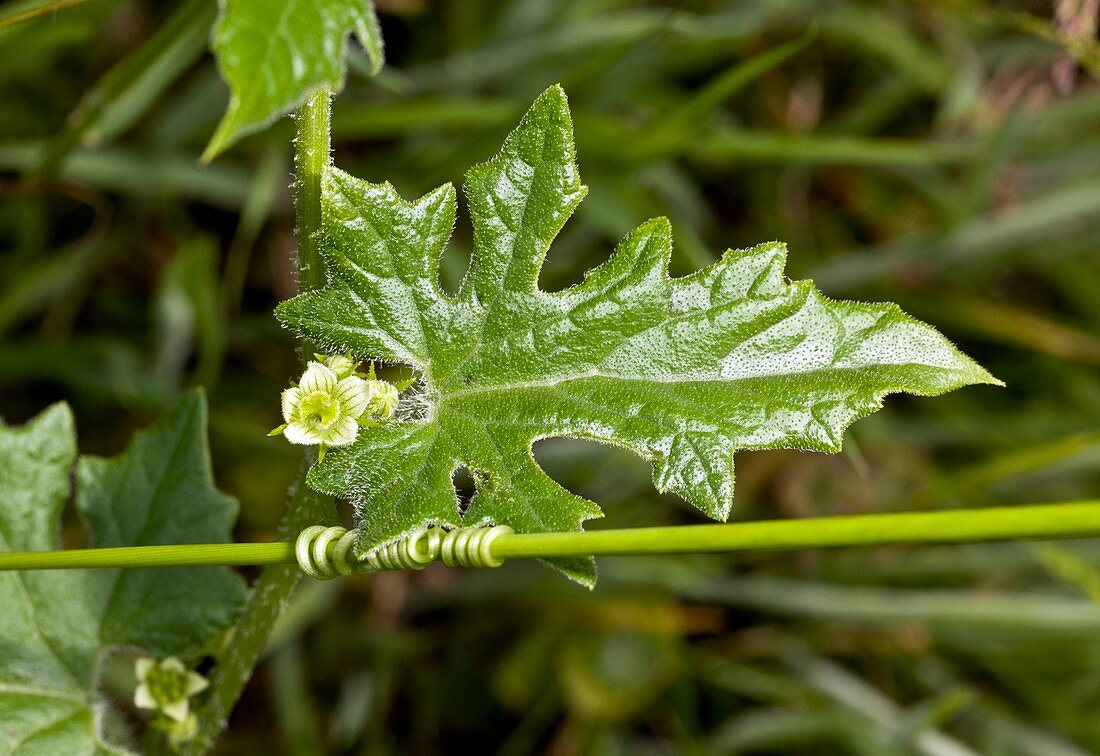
[185,88,334,754]
[294,88,331,294]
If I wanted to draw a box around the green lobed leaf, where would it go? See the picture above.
[276,85,1000,586]
[0,391,247,751]
[205,0,384,160]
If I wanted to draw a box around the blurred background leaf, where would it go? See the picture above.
[2,0,1100,752]
[205,0,384,158]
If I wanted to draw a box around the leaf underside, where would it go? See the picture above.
[0,392,246,752]
[205,0,384,159]
[277,85,999,587]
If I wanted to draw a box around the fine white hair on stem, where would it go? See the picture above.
[395,375,433,424]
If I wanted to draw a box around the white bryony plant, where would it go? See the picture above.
[134,656,208,742]
[271,354,403,458]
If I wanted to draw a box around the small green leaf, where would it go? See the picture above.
[0,391,246,751]
[205,0,384,160]
[276,85,1000,587]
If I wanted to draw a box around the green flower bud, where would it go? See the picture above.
[316,352,360,380]
[364,379,400,421]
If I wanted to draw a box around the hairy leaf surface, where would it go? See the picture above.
[0,391,246,752]
[277,86,999,586]
[206,0,384,158]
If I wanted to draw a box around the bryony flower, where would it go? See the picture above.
[275,360,371,453]
[270,356,406,457]
[134,656,208,724]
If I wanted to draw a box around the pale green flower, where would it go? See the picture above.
[273,361,371,457]
[134,656,208,724]
[271,358,403,456]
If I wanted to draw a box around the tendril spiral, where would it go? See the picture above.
[294,524,514,579]
[294,525,357,580]
[358,527,442,572]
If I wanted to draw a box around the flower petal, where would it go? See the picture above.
[134,683,156,710]
[284,421,322,446]
[135,657,154,681]
[185,671,209,695]
[281,387,301,422]
[299,361,337,394]
[322,416,359,446]
[160,657,185,673]
[336,376,370,418]
[162,697,190,723]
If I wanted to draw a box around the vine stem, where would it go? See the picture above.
[184,88,334,755]
[5,500,1100,571]
[293,88,330,294]
[490,499,1100,558]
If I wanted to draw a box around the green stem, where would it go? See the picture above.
[0,542,291,570]
[493,499,1100,558]
[185,88,334,755]
[294,88,331,294]
[5,500,1100,572]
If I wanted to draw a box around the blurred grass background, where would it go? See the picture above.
[3,0,1100,753]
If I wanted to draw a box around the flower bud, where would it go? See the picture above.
[364,379,400,421]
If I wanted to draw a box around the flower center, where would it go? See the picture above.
[299,392,340,429]
[147,666,189,705]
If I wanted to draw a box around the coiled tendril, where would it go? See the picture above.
[294,525,358,580]
[294,524,513,580]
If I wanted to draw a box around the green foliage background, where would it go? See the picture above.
[2,0,1100,752]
